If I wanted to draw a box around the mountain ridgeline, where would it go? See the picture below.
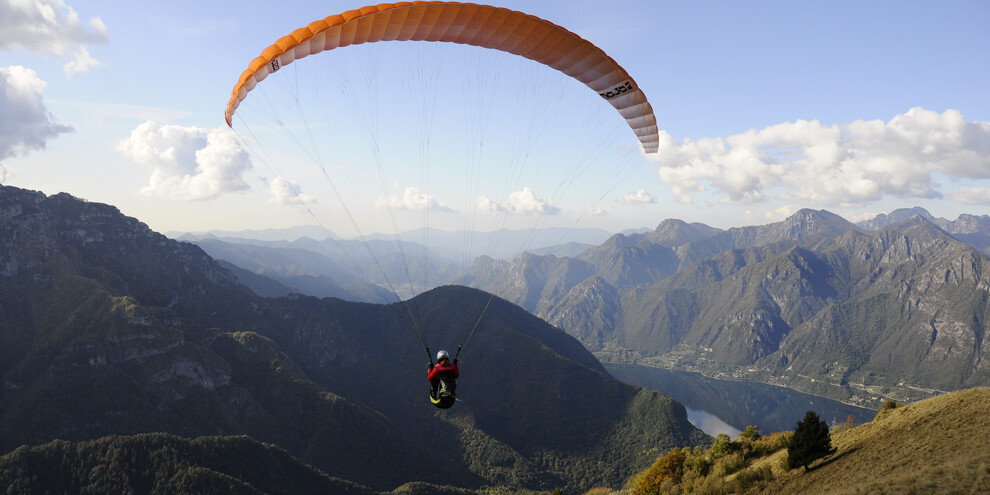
[465,209,990,407]
[172,197,990,408]
[0,184,708,493]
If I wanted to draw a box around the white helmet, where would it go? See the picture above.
[436,350,449,363]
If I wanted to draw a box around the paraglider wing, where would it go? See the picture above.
[224,1,659,153]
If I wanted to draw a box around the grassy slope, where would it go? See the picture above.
[753,387,990,494]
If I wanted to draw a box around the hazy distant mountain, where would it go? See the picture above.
[856,206,936,230]
[193,238,402,303]
[174,225,616,261]
[178,226,615,302]
[948,213,990,234]
[647,218,723,246]
[0,184,707,493]
[949,214,990,256]
[857,207,990,255]
[215,259,295,297]
[526,241,597,257]
[170,224,339,242]
[364,226,616,259]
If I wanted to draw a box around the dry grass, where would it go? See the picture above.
[752,387,990,494]
[596,388,990,494]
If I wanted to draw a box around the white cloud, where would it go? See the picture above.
[117,121,252,201]
[842,210,884,224]
[0,163,7,183]
[585,205,606,216]
[375,186,453,212]
[618,189,656,205]
[267,176,315,206]
[475,187,559,215]
[62,46,100,77]
[0,65,72,159]
[651,108,990,207]
[0,0,108,76]
[745,205,794,223]
[0,0,108,53]
[474,195,501,213]
[946,187,990,205]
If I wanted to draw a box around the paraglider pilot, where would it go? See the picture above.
[428,350,459,408]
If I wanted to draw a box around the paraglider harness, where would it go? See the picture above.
[428,345,460,409]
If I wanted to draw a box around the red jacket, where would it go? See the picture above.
[428,361,459,382]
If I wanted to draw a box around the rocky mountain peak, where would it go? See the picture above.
[649,219,723,246]
[783,208,854,233]
[950,213,990,234]
[728,209,856,247]
[857,206,936,230]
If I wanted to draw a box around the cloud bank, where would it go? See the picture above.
[117,121,252,201]
[0,0,108,76]
[652,108,990,206]
[476,187,559,215]
[947,187,990,205]
[0,65,72,160]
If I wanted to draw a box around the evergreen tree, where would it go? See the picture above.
[787,410,834,470]
[739,425,761,441]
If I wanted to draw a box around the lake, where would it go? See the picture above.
[605,363,875,437]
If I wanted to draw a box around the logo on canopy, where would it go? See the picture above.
[599,80,635,100]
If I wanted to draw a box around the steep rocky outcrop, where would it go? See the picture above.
[586,215,990,405]
[540,276,621,347]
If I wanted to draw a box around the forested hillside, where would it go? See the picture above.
[0,184,708,492]
[0,434,375,494]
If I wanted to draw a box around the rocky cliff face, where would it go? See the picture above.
[607,217,988,405]
[768,219,990,395]
[540,276,621,347]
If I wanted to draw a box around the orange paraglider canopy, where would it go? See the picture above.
[224,1,659,153]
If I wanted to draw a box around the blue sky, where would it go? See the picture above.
[2,0,988,238]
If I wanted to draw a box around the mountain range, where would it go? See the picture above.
[0,184,708,493]
[477,209,990,407]
[181,201,990,408]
